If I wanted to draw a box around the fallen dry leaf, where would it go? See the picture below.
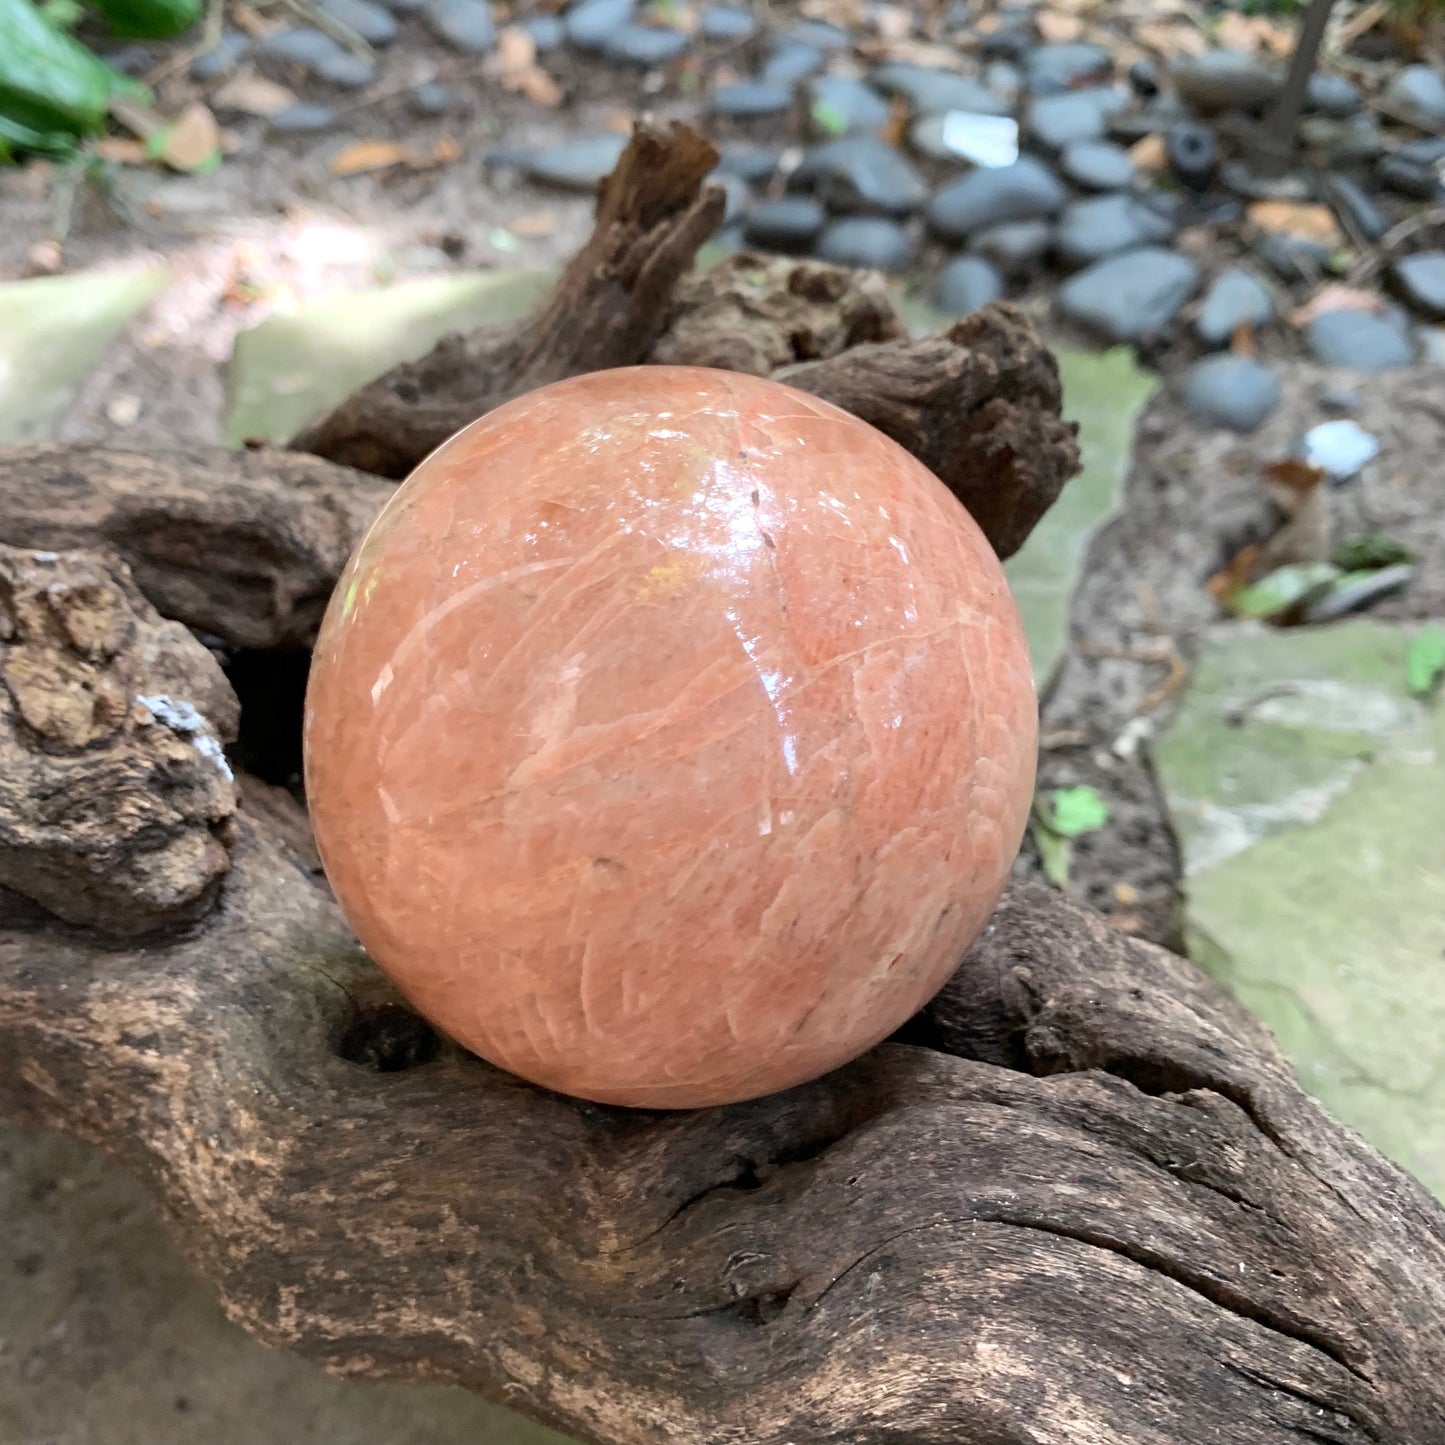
[603,109,634,133]
[1129,133,1168,171]
[230,1,278,36]
[1289,283,1384,327]
[1134,18,1208,57]
[1263,457,1328,496]
[162,102,219,172]
[1230,320,1257,356]
[1216,11,1293,55]
[494,24,564,106]
[95,136,149,164]
[871,4,912,41]
[1248,200,1343,246]
[330,139,420,176]
[857,38,968,68]
[509,210,557,238]
[212,72,298,117]
[1207,541,1263,603]
[432,136,461,164]
[1257,484,1331,571]
[1036,11,1085,42]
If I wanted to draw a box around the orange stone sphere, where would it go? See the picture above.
[304,366,1037,1108]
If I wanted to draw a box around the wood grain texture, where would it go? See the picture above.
[0,818,1441,1444]
[0,443,393,649]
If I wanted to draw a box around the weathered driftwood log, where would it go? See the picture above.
[0,544,238,934]
[0,808,1442,1445]
[0,444,392,650]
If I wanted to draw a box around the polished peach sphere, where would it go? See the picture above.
[304,366,1037,1108]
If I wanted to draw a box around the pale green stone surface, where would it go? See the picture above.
[0,267,166,444]
[1157,620,1445,1199]
[224,270,554,446]
[1006,347,1155,683]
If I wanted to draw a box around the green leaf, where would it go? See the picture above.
[38,0,84,28]
[811,99,848,137]
[1228,562,1340,622]
[1049,785,1110,838]
[1331,534,1413,572]
[1407,626,1445,698]
[1032,819,1072,888]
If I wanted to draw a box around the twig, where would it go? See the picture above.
[1348,203,1445,283]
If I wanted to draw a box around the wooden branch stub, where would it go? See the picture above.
[0,443,394,650]
[651,252,907,375]
[779,304,1080,561]
[292,121,727,478]
[0,544,239,934]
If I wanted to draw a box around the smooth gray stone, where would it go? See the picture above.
[715,143,777,185]
[1025,41,1110,93]
[408,81,456,116]
[869,62,1010,117]
[1306,72,1361,117]
[518,13,564,48]
[517,134,629,190]
[1027,86,1127,150]
[1324,175,1387,242]
[926,156,1066,241]
[1180,355,1281,434]
[315,51,376,87]
[425,0,496,52]
[712,80,792,117]
[935,255,1005,314]
[1392,251,1445,318]
[1171,49,1281,113]
[787,18,849,49]
[761,40,824,85]
[1296,418,1380,480]
[699,4,755,40]
[1254,231,1332,285]
[319,0,397,45]
[565,0,631,49]
[808,75,890,136]
[1304,564,1413,623]
[1305,309,1414,371]
[744,196,827,250]
[1054,192,1175,268]
[1299,112,1384,163]
[814,216,913,272]
[1056,246,1200,342]
[1382,64,1445,130]
[788,137,926,216]
[268,103,337,131]
[604,24,688,65]
[190,30,248,79]
[258,26,343,66]
[710,170,750,223]
[971,218,1052,275]
[1060,139,1135,190]
[1195,267,1275,347]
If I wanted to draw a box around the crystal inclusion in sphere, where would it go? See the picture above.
[304,366,1037,1108]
